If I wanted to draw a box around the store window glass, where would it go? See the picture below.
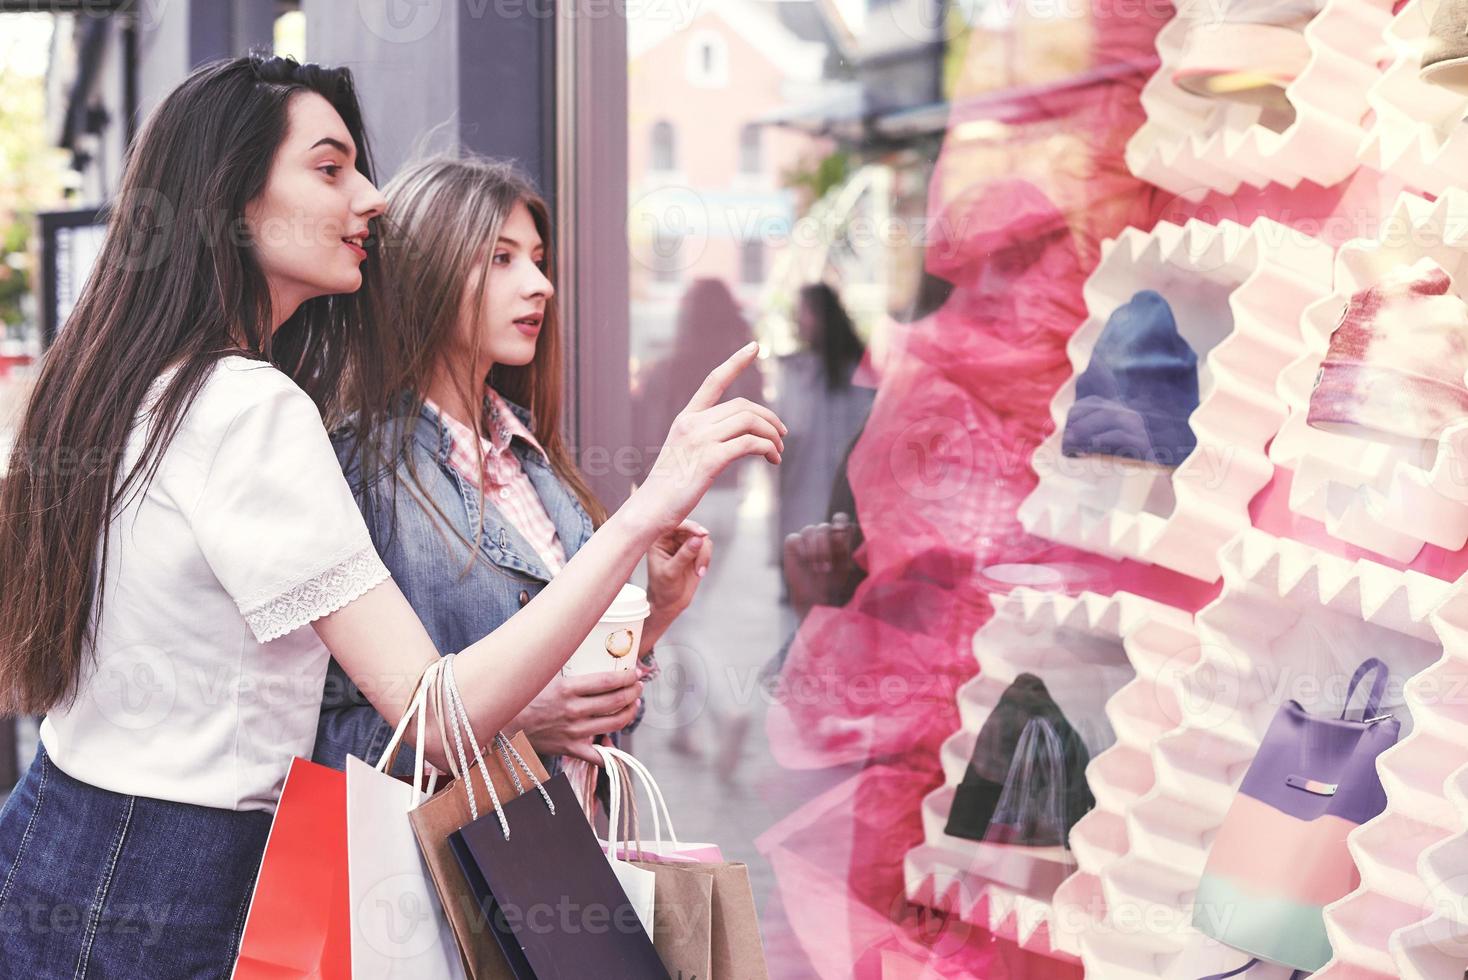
[618,0,1196,975]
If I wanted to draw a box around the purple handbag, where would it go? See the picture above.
[1193,657,1399,977]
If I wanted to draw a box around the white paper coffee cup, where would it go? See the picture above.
[561,583,651,676]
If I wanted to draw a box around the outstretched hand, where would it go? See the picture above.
[626,342,787,536]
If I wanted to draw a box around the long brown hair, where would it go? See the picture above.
[366,154,607,568]
[0,55,405,715]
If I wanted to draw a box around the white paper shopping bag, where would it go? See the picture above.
[597,744,657,940]
[346,659,465,979]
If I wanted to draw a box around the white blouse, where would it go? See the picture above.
[40,356,391,813]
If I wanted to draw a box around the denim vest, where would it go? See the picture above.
[311,396,596,776]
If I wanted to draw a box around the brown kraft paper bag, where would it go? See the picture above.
[409,730,549,980]
[632,859,769,980]
[630,859,714,980]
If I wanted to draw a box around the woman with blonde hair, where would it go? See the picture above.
[314,155,720,772]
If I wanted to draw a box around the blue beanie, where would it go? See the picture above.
[1061,290,1200,467]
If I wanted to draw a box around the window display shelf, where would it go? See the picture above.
[903,588,1195,964]
[1019,217,1333,583]
[1126,0,1391,198]
[1358,0,1468,199]
[902,845,1070,956]
[1388,763,1468,978]
[1053,607,1200,964]
[1316,585,1468,978]
[1089,530,1449,978]
[1270,189,1468,563]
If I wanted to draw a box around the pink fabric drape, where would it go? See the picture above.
[761,7,1183,977]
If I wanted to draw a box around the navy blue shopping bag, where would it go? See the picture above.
[448,771,671,980]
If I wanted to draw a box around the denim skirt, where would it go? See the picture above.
[0,742,272,978]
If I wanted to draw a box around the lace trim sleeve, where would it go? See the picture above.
[241,545,391,643]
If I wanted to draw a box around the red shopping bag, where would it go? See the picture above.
[232,758,350,979]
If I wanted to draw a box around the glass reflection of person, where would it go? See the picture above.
[774,284,875,567]
[631,278,767,765]
[635,277,765,494]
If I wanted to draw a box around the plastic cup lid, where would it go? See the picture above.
[603,583,651,621]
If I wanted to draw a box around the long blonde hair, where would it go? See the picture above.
[377,154,608,569]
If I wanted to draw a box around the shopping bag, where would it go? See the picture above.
[597,747,657,939]
[593,748,713,979]
[596,744,768,980]
[633,861,714,980]
[232,758,350,980]
[704,862,768,980]
[676,861,769,980]
[409,737,547,980]
[437,658,670,979]
[567,753,725,864]
[449,773,670,979]
[346,657,464,978]
[407,662,549,980]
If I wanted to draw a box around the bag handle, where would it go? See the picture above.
[597,744,681,855]
[619,757,645,859]
[595,747,653,862]
[1197,958,1308,980]
[612,756,642,859]
[435,653,499,826]
[602,749,636,866]
[599,747,658,850]
[372,657,446,805]
[566,758,600,824]
[438,653,555,840]
[1341,657,1390,721]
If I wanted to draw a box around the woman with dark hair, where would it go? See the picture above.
[635,277,765,493]
[774,282,874,547]
[313,155,712,774]
[0,55,783,974]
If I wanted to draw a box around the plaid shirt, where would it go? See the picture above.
[424,388,568,576]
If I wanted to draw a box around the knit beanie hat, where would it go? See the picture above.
[1062,290,1201,468]
[1308,257,1468,447]
[945,673,1096,848]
